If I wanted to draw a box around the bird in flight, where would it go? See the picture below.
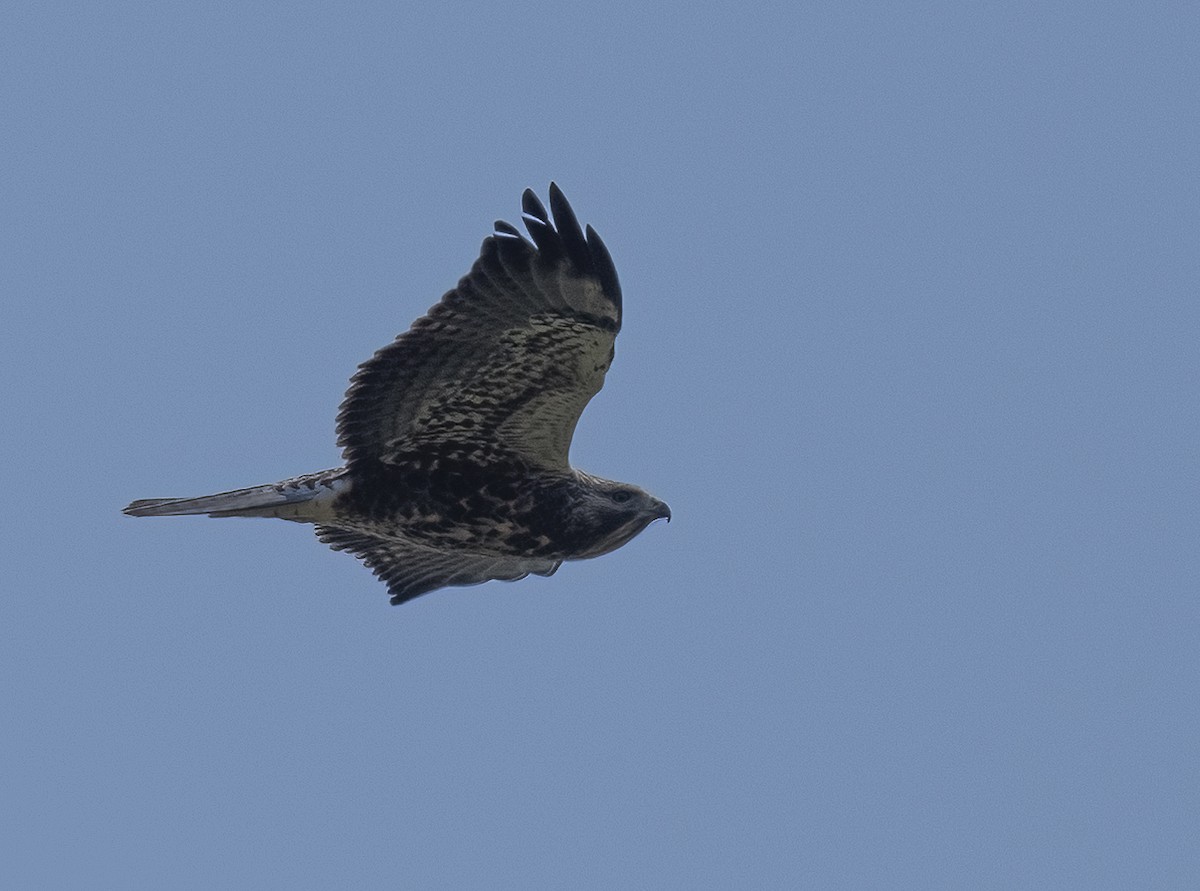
[125,184,670,605]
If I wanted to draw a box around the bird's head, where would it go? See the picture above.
[569,472,671,559]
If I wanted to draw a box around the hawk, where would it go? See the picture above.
[125,185,670,605]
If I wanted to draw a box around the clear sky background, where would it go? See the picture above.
[3,2,1198,888]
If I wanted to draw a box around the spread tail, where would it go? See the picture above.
[123,470,347,521]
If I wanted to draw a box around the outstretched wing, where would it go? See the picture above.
[336,184,622,473]
[316,526,561,606]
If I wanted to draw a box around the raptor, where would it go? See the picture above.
[125,185,670,605]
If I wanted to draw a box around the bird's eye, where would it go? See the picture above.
[611,491,633,504]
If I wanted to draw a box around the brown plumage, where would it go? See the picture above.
[125,185,670,605]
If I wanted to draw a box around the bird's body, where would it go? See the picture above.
[125,185,669,605]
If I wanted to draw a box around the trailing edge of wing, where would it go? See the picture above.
[316,525,561,605]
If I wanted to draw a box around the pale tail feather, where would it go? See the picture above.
[123,470,347,521]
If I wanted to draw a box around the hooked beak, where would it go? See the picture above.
[649,499,672,523]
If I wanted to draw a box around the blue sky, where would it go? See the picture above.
[3,2,1198,887]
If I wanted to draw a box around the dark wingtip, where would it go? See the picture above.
[585,223,622,308]
[522,188,549,223]
[516,186,620,314]
[520,188,560,259]
[547,183,590,273]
